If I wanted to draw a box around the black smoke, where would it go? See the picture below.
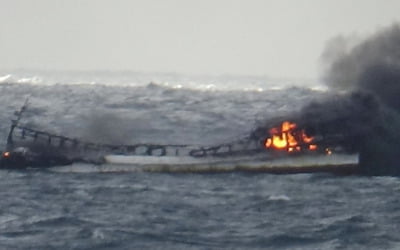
[297,92,400,175]
[256,23,400,175]
[315,23,400,175]
[322,23,400,111]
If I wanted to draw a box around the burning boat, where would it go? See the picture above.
[0,100,359,174]
[108,119,359,174]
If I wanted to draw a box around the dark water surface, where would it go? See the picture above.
[1,168,400,249]
[0,73,399,249]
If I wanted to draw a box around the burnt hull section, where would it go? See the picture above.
[0,148,73,169]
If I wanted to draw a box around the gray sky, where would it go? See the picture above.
[0,0,399,78]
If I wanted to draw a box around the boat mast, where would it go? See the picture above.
[6,98,29,150]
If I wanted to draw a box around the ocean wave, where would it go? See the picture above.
[0,71,322,91]
[0,78,325,149]
[0,74,43,85]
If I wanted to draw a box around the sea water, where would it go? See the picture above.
[0,71,398,249]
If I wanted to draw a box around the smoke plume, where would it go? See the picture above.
[255,23,400,175]
[79,111,132,145]
[321,23,400,111]
[317,23,400,175]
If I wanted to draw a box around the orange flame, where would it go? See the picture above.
[309,144,318,150]
[265,121,316,152]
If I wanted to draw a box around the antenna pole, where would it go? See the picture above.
[6,97,30,150]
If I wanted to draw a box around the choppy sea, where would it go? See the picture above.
[0,70,399,249]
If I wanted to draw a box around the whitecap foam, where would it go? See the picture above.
[268,195,291,201]
[0,74,13,83]
[0,70,319,92]
[0,74,44,85]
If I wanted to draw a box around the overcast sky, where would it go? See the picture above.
[0,0,399,79]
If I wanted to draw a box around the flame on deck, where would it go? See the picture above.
[265,121,317,152]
